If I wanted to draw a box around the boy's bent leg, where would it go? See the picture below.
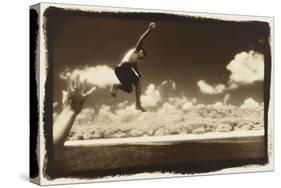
[135,79,146,112]
[110,83,119,97]
[111,83,133,97]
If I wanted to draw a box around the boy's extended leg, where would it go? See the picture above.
[135,79,146,112]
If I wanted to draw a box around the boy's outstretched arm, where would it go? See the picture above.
[135,22,156,50]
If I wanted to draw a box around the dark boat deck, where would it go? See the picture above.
[53,135,267,178]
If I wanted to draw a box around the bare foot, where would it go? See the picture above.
[135,105,146,112]
[110,84,118,97]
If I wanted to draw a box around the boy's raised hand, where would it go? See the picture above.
[149,22,156,30]
[62,74,96,115]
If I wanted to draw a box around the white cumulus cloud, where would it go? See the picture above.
[227,51,264,84]
[240,98,260,109]
[141,84,161,108]
[213,102,223,107]
[182,102,194,111]
[160,80,176,90]
[82,81,196,126]
[197,80,226,95]
[197,51,264,95]
[60,65,119,88]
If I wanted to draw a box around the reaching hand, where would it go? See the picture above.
[149,22,156,30]
[62,74,96,115]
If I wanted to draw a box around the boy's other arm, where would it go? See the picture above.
[131,64,142,77]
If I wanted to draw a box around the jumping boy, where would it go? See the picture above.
[111,22,156,112]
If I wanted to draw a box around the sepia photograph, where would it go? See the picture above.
[30,3,273,184]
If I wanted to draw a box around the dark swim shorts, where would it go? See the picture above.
[114,62,140,93]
